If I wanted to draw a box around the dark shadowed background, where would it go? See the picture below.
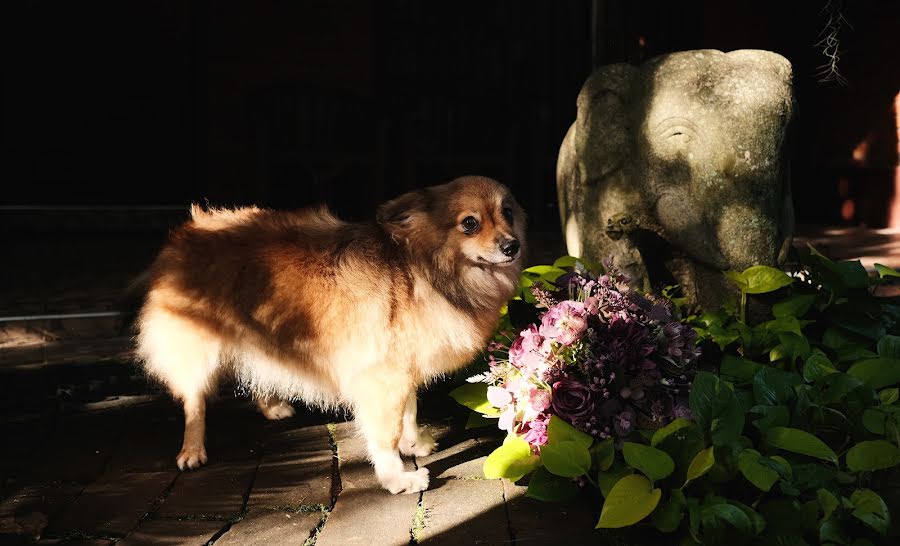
[4,0,898,227]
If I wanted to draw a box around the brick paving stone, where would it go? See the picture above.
[0,483,82,539]
[48,471,177,536]
[156,461,258,519]
[24,411,125,484]
[248,425,333,510]
[417,438,486,481]
[503,481,603,545]
[37,538,115,546]
[315,488,418,546]
[104,405,184,474]
[0,416,53,486]
[315,421,419,546]
[118,518,226,546]
[417,478,509,545]
[214,509,323,546]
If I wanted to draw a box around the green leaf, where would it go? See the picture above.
[762,316,813,336]
[742,265,792,294]
[771,333,811,363]
[596,474,662,529]
[817,488,839,524]
[803,352,837,382]
[590,438,615,471]
[598,464,632,498]
[875,263,900,279]
[449,382,499,415]
[764,427,838,464]
[880,387,899,405]
[464,412,495,429]
[877,335,900,359]
[684,446,715,486]
[729,500,766,536]
[847,358,900,389]
[773,294,817,318]
[522,265,567,284]
[651,418,693,447]
[540,440,591,478]
[483,435,540,480]
[850,489,891,535]
[653,423,706,488]
[525,467,579,502]
[818,372,867,405]
[749,405,790,432]
[724,270,749,291]
[833,260,871,289]
[846,440,900,472]
[738,449,780,491]
[552,255,579,268]
[546,415,593,448]
[833,306,886,340]
[552,255,603,273]
[701,502,752,535]
[861,409,886,435]
[820,518,850,544]
[690,371,745,446]
[753,367,801,406]
[652,489,686,533]
[720,355,763,384]
[623,442,675,482]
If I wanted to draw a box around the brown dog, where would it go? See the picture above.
[135,176,525,493]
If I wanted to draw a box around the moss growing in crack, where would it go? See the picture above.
[304,510,330,546]
[177,513,233,522]
[266,503,329,514]
[410,500,427,542]
[326,423,338,453]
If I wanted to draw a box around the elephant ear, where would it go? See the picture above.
[573,63,637,182]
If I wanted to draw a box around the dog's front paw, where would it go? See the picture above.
[176,445,208,470]
[399,428,438,457]
[382,468,430,494]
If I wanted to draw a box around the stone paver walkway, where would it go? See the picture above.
[0,357,630,546]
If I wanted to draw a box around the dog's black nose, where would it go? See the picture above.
[500,239,520,257]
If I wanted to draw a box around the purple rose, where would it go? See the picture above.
[551,378,595,423]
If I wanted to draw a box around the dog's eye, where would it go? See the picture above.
[502,207,514,224]
[461,216,479,234]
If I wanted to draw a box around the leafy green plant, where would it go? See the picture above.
[453,249,900,544]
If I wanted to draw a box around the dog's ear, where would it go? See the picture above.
[377,189,427,239]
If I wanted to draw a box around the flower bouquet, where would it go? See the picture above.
[451,257,700,527]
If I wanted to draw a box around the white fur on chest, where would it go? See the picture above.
[404,279,485,378]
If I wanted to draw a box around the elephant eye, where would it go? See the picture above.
[667,129,693,145]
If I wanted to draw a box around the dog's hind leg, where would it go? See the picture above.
[136,309,221,470]
[399,393,437,457]
[350,379,429,494]
[256,397,296,420]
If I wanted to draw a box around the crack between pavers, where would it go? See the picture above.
[501,479,516,545]
[408,455,426,545]
[326,422,342,507]
[112,468,184,543]
[205,439,266,544]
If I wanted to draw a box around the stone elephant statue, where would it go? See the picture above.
[557,49,796,310]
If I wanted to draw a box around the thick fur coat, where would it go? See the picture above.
[135,176,525,493]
